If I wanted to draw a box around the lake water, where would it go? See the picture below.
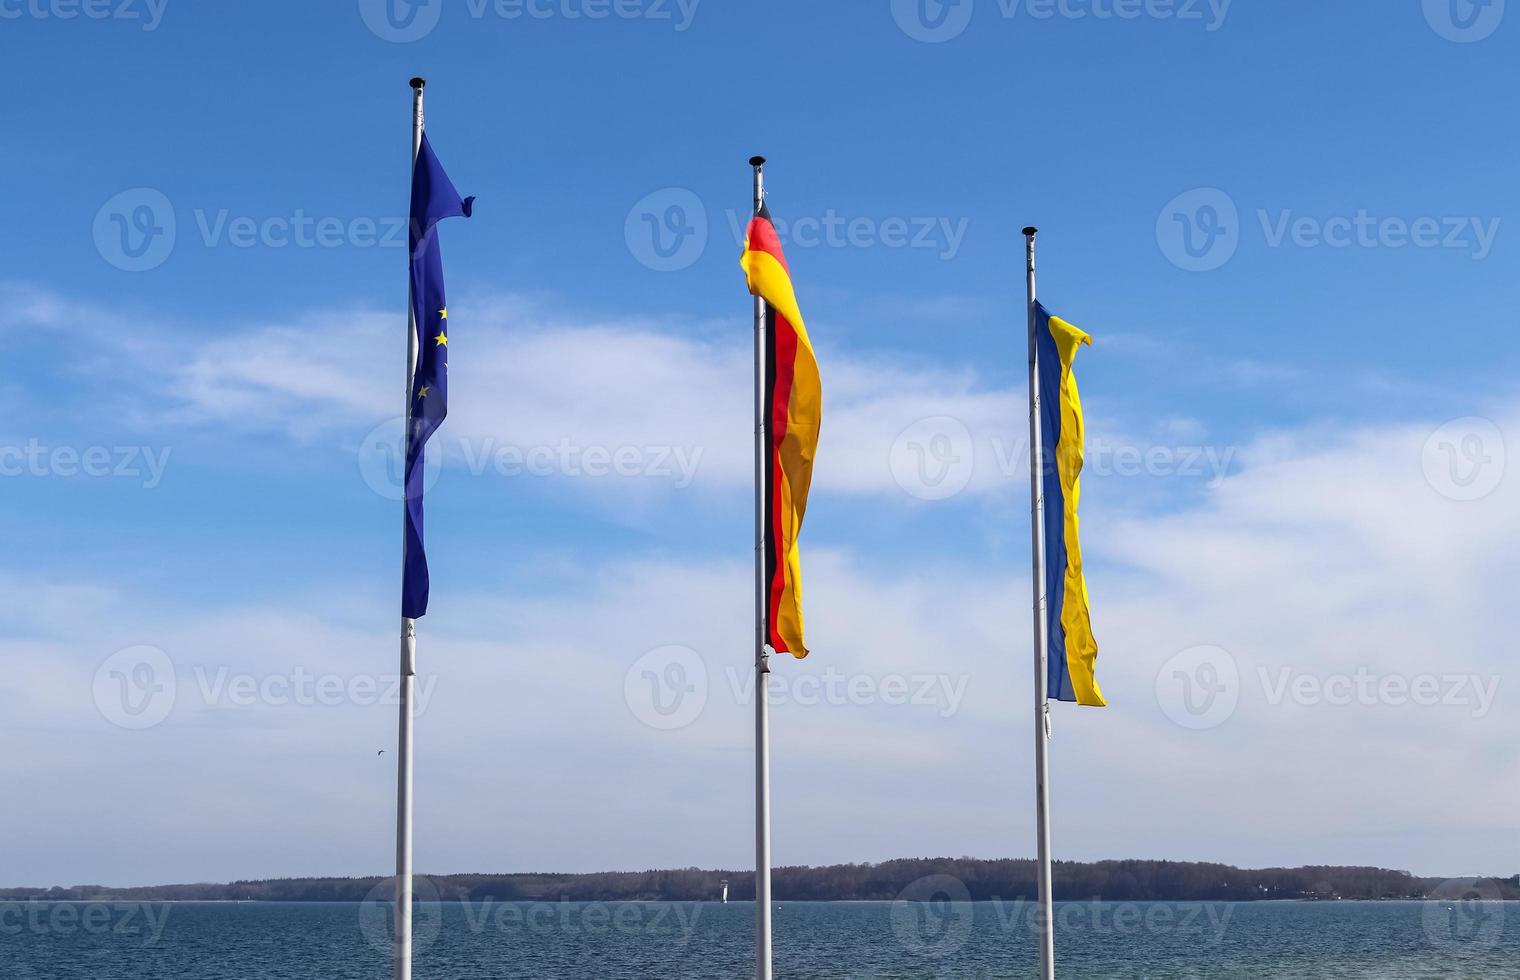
[2,899,1516,978]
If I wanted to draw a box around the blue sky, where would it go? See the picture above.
[3,1,1517,887]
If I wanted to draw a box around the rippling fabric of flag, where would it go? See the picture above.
[1036,301,1105,706]
[403,134,473,620]
[741,203,822,659]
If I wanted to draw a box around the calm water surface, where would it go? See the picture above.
[2,899,1516,978]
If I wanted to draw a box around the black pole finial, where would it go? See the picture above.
[1022,226,1038,237]
[409,77,427,90]
[749,156,767,169]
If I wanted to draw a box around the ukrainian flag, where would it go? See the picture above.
[1036,302,1105,706]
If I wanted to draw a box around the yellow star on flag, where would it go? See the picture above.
[417,386,431,399]
[434,331,448,347]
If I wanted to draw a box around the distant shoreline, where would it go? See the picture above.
[5,858,1517,905]
[5,897,1516,905]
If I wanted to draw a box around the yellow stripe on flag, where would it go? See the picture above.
[1049,314,1104,707]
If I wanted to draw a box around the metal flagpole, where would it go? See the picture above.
[394,75,426,980]
[1023,226,1056,980]
[750,154,774,980]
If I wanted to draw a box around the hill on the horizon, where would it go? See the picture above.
[5,858,1518,904]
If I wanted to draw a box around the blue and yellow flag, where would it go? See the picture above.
[1036,301,1105,707]
[403,134,473,620]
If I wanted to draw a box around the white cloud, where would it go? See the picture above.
[7,284,1254,511]
[4,284,1036,499]
[4,283,1516,885]
[3,405,1517,885]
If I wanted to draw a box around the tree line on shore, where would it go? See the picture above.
[6,859,1517,903]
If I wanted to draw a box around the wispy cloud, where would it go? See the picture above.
[8,284,1033,499]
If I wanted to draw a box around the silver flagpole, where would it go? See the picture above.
[394,75,425,980]
[749,154,774,980]
[1023,226,1056,980]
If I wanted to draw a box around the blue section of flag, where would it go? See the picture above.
[1034,301,1074,702]
[403,133,473,619]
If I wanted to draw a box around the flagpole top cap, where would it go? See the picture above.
[749,156,766,169]
[1022,226,1038,237]
[409,77,427,90]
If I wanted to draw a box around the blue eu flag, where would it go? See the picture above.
[404,133,473,619]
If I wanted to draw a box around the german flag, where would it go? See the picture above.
[741,202,821,659]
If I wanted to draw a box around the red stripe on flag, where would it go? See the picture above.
[767,309,800,653]
[745,217,790,275]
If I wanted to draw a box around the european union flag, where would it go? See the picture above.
[403,133,473,619]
